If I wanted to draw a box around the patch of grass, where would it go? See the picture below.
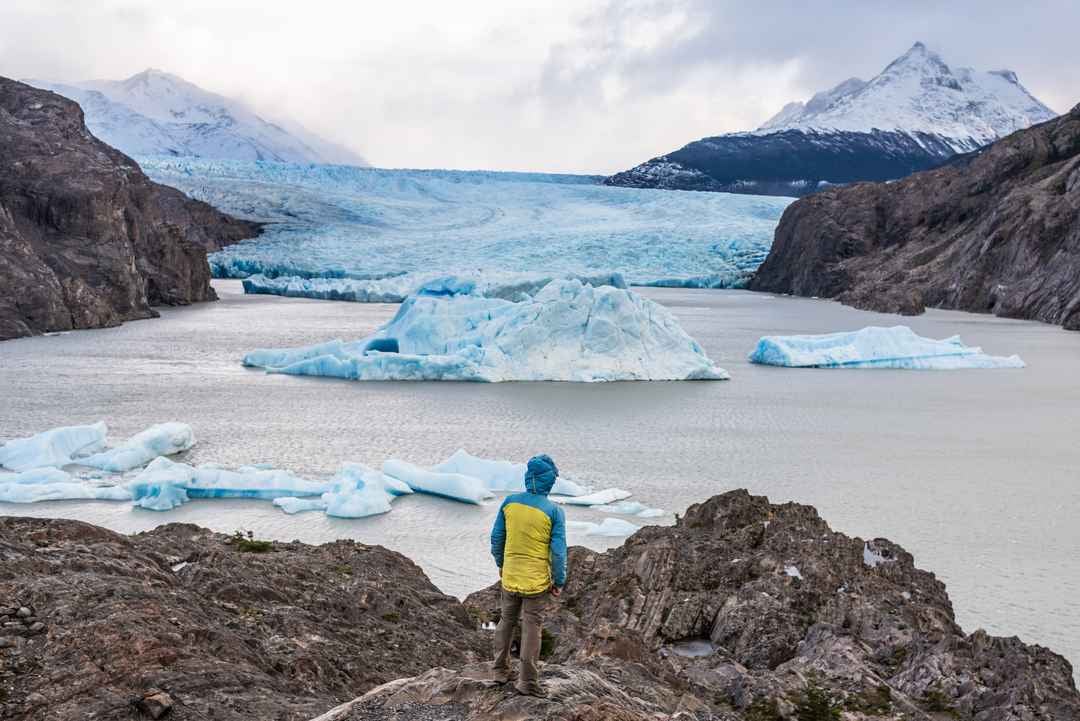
[231,530,274,553]
[923,687,961,719]
[333,564,353,577]
[794,683,841,721]
[746,697,783,721]
[381,612,401,623]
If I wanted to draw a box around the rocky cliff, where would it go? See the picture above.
[0,77,260,341]
[750,104,1080,328]
[6,490,1072,719]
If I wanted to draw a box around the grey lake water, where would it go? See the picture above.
[1,281,1078,675]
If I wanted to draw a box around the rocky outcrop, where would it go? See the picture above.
[749,104,1080,329]
[0,519,486,720]
[463,490,1080,720]
[0,77,260,341]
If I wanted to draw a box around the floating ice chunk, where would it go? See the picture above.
[595,500,665,517]
[0,474,130,504]
[553,488,633,507]
[0,422,107,471]
[749,326,1025,370]
[382,459,494,505]
[79,423,196,472]
[242,271,628,304]
[568,518,641,537]
[273,497,327,514]
[432,449,588,496]
[243,280,728,383]
[127,457,330,511]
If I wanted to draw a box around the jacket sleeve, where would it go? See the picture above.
[490,499,508,568]
[549,505,567,587]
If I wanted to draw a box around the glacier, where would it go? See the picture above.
[242,279,729,382]
[0,422,107,472]
[137,158,792,290]
[79,423,196,472]
[749,326,1025,369]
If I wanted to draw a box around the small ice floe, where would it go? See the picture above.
[432,449,587,496]
[594,500,665,518]
[568,518,640,537]
[79,423,195,472]
[382,459,494,505]
[749,326,1024,370]
[0,422,107,472]
[552,488,632,507]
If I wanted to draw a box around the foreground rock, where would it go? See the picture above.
[462,490,1079,720]
[0,519,486,720]
[0,77,260,341]
[750,103,1080,329]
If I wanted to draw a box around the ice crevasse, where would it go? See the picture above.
[749,326,1025,370]
[242,279,729,382]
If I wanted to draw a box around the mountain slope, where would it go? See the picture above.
[748,103,1080,329]
[607,43,1056,197]
[28,69,367,166]
[0,77,260,341]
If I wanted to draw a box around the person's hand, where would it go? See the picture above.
[550,585,562,598]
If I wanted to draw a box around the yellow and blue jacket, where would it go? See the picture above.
[490,490,567,596]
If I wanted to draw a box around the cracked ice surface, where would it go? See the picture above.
[138,158,792,289]
[242,279,729,382]
[749,326,1025,370]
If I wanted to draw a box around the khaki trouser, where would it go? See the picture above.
[492,588,548,693]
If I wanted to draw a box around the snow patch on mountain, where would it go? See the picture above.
[756,43,1055,153]
[27,69,367,166]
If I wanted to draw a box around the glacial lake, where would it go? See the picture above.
[2,281,1078,676]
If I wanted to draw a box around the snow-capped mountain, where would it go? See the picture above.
[27,69,367,166]
[606,43,1057,196]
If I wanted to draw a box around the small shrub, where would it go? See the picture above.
[923,687,961,718]
[795,683,841,721]
[846,684,892,714]
[231,530,273,553]
[746,697,783,721]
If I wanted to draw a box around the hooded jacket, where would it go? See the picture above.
[490,455,567,595]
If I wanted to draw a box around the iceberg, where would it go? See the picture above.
[553,488,633,507]
[79,423,196,472]
[274,462,410,518]
[382,459,494,505]
[242,271,628,304]
[595,500,665,518]
[243,279,729,382]
[0,422,107,472]
[568,518,641,537]
[749,326,1026,370]
[0,467,131,504]
[127,457,331,511]
[138,159,792,290]
[432,449,588,496]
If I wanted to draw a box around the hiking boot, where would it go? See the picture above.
[515,684,547,698]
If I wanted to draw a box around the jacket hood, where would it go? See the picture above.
[524,454,558,495]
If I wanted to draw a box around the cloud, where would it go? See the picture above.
[1,0,1076,173]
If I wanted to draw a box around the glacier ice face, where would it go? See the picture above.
[382,459,495,505]
[0,422,107,472]
[241,271,629,304]
[138,158,791,289]
[79,423,196,472]
[432,449,587,496]
[749,326,1025,370]
[243,279,729,383]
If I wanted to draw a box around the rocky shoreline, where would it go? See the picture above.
[0,77,260,341]
[2,490,1076,720]
[749,104,1080,329]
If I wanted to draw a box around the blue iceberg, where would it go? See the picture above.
[79,423,196,472]
[0,422,107,472]
[243,279,729,382]
[749,326,1025,370]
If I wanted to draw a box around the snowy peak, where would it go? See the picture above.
[757,43,1056,152]
[28,70,367,166]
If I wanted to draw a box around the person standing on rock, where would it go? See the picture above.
[489,454,567,697]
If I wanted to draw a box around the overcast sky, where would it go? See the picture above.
[2,0,1078,173]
